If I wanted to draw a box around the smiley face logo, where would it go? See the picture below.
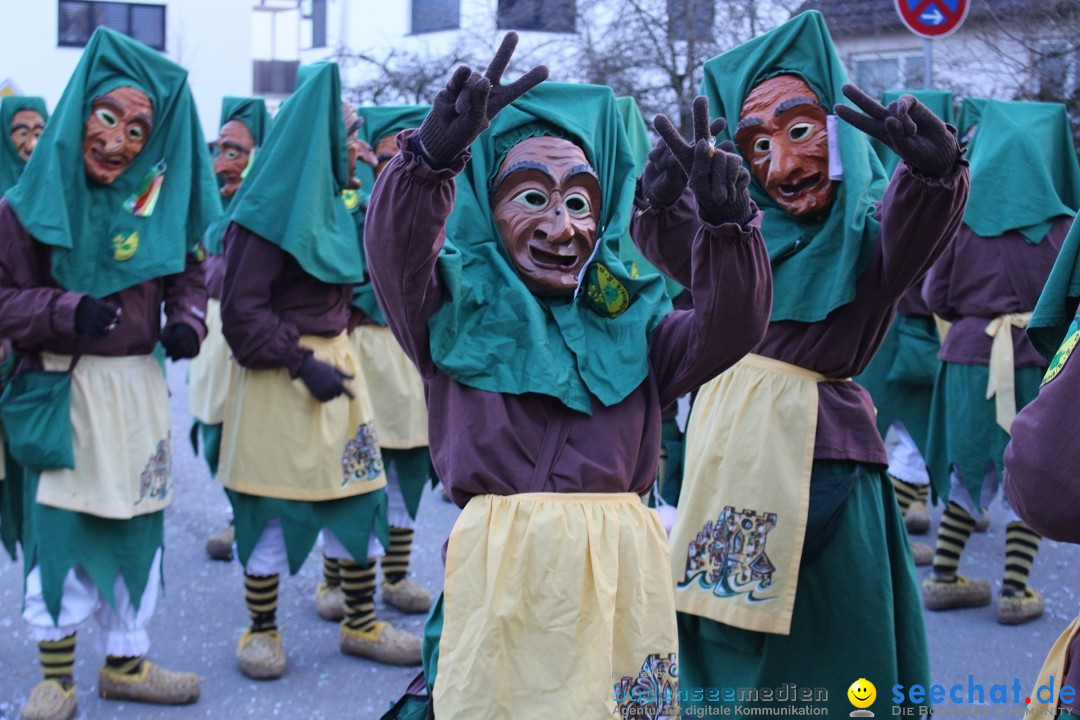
[848,678,876,709]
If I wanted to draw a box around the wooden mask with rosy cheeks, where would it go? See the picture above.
[734,75,835,218]
[490,135,602,297]
[10,109,45,161]
[212,119,255,198]
[82,86,153,185]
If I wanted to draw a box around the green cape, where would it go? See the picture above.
[615,96,684,299]
[350,104,432,323]
[957,97,988,141]
[430,82,672,414]
[873,89,952,180]
[1029,218,1080,361]
[0,96,48,197]
[5,27,221,297]
[227,62,363,285]
[701,10,888,324]
[962,99,1080,243]
[204,96,272,254]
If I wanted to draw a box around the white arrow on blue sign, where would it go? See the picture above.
[894,0,969,39]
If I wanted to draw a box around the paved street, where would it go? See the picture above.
[1,358,1078,719]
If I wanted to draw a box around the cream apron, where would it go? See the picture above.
[187,298,231,425]
[351,325,427,449]
[218,333,386,500]
[670,353,843,636]
[1028,615,1080,715]
[433,492,681,719]
[36,353,171,519]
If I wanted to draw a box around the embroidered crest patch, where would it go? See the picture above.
[1042,314,1080,386]
[112,231,139,261]
[342,420,385,486]
[135,434,171,505]
[613,653,681,718]
[582,262,630,318]
[341,188,360,212]
[679,506,778,601]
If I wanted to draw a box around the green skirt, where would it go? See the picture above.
[384,447,434,521]
[1,444,24,561]
[228,488,389,575]
[189,420,223,477]
[926,362,1043,504]
[676,462,929,717]
[22,470,163,623]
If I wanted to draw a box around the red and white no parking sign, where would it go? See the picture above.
[894,0,969,39]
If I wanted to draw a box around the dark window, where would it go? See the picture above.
[412,0,460,34]
[58,1,166,51]
[667,0,714,42]
[253,59,300,96]
[311,0,327,48]
[496,0,575,33]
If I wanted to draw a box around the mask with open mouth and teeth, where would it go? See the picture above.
[490,135,602,297]
[735,74,834,218]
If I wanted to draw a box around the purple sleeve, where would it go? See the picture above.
[162,253,208,343]
[365,129,467,378]
[878,161,970,303]
[220,223,308,376]
[922,237,957,321]
[1004,351,1080,544]
[0,200,81,347]
[629,185,700,287]
[648,211,772,408]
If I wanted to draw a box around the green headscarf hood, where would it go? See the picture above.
[873,89,952,180]
[227,61,363,285]
[0,96,48,197]
[203,96,271,253]
[957,97,988,141]
[5,27,221,298]
[615,95,684,299]
[701,10,888,324]
[351,104,431,324]
[429,82,672,414]
[1030,217,1080,361]
[962,99,1080,243]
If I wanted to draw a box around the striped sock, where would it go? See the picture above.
[916,482,929,504]
[323,555,341,588]
[245,572,279,634]
[1003,521,1042,595]
[382,526,414,585]
[340,559,377,632]
[105,654,144,675]
[932,501,976,580]
[891,475,920,515]
[39,634,76,684]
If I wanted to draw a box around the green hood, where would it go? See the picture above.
[957,97,988,142]
[5,27,221,297]
[873,89,952,180]
[429,82,672,414]
[615,95,684,299]
[0,96,48,197]
[226,62,363,285]
[962,99,1080,242]
[701,10,888,324]
[204,96,272,254]
[1030,217,1080,361]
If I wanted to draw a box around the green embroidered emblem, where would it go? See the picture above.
[583,262,630,318]
[1042,315,1080,386]
[341,189,360,212]
[112,231,139,261]
[192,240,206,263]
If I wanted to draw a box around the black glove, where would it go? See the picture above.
[834,83,960,179]
[160,323,200,360]
[416,32,548,165]
[298,354,355,403]
[75,296,121,337]
[641,107,729,207]
[654,96,753,227]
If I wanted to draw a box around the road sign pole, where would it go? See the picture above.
[924,38,933,87]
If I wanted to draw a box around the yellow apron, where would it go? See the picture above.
[1028,615,1080,715]
[351,325,428,449]
[218,333,386,501]
[36,353,171,519]
[187,298,231,425]
[670,353,840,636]
[434,492,680,719]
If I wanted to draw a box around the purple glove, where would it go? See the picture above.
[298,354,355,403]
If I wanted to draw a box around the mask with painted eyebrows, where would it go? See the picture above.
[735,74,835,218]
[213,119,255,198]
[10,109,45,161]
[490,136,602,297]
[82,85,153,185]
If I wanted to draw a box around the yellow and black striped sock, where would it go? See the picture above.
[382,526,414,585]
[323,554,341,588]
[105,654,144,675]
[39,634,76,684]
[1003,521,1042,595]
[245,572,279,634]
[916,482,929,504]
[891,475,920,515]
[932,501,976,580]
[340,558,377,632]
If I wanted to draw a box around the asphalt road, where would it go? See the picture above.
[0,358,1077,719]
